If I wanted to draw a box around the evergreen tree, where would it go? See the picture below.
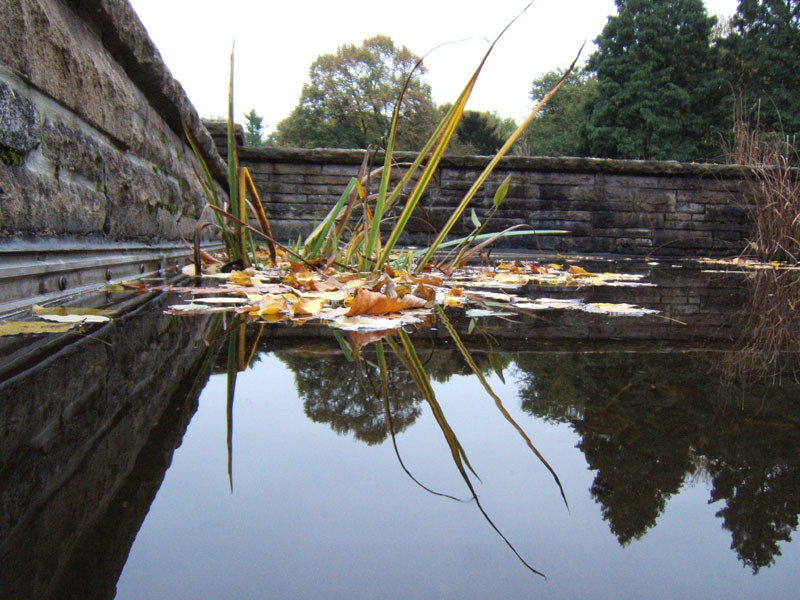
[243,109,264,146]
[455,110,505,155]
[723,0,800,142]
[524,68,597,157]
[583,0,725,161]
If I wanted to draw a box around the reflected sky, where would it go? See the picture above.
[116,352,799,599]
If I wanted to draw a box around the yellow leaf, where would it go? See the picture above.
[297,290,349,302]
[0,320,75,336]
[257,295,289,315]
[494,273,527,285]
[292,297,324,316]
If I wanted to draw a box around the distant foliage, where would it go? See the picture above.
[720,0,800,145]
[521,68,597,157]
[243,108,264,146]
[272,35,436,150]
[582,0,725,162]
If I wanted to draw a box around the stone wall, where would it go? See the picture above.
[0,0,225,312]
[237,146,752,257]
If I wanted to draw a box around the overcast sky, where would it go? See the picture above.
[128,0,739,133]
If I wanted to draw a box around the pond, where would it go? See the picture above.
[1,257,798,599]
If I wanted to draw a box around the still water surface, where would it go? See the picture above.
[115,348,799,599]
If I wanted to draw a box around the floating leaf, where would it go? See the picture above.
[329,312,427,332]
[465,308,510,318]
[36,313,110,324]
[583,302,660,316]
[347,288,406,316]
[0,321,75,336]
[194,297,248,304]
[291,297,324,316]
[33,305,115,317]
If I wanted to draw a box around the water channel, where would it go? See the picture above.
[1,257,798,598]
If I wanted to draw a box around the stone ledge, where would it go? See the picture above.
[237,145,756,179]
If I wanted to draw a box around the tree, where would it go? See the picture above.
[582,0,726,162]
[437,107,515,155]
[522,68,597,157]
[722,0,800,142]
[243,108,264,146]
[273,35,436,150]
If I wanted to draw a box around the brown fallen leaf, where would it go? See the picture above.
[568,265,590,276]
[199,250,223,265]
[311,277,341,292]
[346,288,405,316]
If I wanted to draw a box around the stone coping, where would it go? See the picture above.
[65,0,226,182]
[237,146,754,179]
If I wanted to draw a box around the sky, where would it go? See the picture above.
[128,0,740,134]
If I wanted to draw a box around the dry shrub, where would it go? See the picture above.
[723,101,800,262]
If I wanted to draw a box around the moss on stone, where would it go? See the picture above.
[0,145,23,166]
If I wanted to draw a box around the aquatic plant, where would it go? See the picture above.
[186,2,577,277]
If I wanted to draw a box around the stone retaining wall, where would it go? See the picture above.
[237,146,752,257]
[0,0,224,249]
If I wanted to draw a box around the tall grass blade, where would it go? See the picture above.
[227,46,246,264]
[435,305,568,509]
[304,178,362,260]
[415,44,584,272]
[184,125,236,257]
[240,167,277,265]
[378,3,539,271]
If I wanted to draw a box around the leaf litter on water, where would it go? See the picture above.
[161,254,667,332]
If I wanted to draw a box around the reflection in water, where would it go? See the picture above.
[278,351,421,445]
[261,334,800,575]
[275,345,511,446]
[3,258,800,597]
[0,294,218,600]
[727,266,800,382]
[513,351,800,572]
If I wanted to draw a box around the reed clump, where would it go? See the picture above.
[186,2,575,277]
[725,103,800,263]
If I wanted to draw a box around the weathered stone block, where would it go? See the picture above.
[0,80,41,154]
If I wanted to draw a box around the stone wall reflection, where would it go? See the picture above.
[0,299,217,600]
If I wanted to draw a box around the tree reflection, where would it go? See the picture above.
[276,351,422,445]
[514,351,800,571]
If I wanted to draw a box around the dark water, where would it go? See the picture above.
[112,346,799,600]
[1,258,799,599]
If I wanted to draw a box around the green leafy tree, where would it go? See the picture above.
[722,0,800,141]
[243,108,264,146]
[522,68,597,157]
[582,0,725,161]
[273,35,436,150]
